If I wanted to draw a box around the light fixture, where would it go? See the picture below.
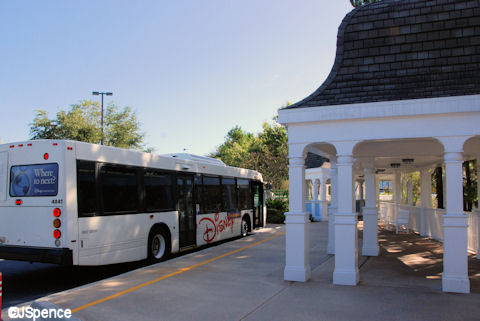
[92,91,113,145]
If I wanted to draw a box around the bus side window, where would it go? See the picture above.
[203,175,222,213]
[77,160,96,217]
[144,170,174,212]
[194,174,203,214]
[100,165,138,214]
[237,179,251,210]
[221,177,237,211]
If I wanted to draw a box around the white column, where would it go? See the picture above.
[475,158,480,260]
[407,176,413,206]
[320,178,327,201]
[312,178,319,220]
[328,160,338,254]
[420,168,432,236]
[319,177,328,221]
[313,178,319,201]
[358,179,365,201]
[333,155,359,285]
[475,159,480,212]
[362,167,379,256]
[394,171,402,207]
[442,152,470,293]
[284,156,311,282]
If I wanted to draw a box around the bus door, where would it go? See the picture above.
[251,181,264,228]
[177,175,196,248]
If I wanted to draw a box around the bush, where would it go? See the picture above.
[266,198,289,224]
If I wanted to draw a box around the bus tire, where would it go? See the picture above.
[148,227,171,263]
[241,216,250,237]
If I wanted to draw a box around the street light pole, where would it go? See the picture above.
[92,91,113,145]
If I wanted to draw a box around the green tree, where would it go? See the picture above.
[211,126,256,168]
[30,100,145,150]
[211,116,289,189]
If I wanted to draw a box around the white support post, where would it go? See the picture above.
[420,168,432,236]
[333,155,359,286]
[328,160,338,254]
[394,171,402,215]
[407,176,413,206]
[284,156,311,282]
[320,178,327,202]
[476,159,480,212]
[313,178,319,220]
[319,177,328,221]
[442,152,470,293]
[476,158,480,260]
[362,167,379,256]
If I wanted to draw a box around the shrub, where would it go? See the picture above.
[266,198,289,224]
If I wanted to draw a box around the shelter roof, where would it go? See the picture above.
[287,0,480,109]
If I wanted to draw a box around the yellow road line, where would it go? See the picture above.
[72,232,285,313]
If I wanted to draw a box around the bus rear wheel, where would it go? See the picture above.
[148,228,170,262]
[241,218,249,237]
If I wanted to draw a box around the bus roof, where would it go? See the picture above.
[2,139,263,182]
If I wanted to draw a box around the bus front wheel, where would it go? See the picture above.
[148,228,171,262]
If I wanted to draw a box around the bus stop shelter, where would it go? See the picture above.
[278,0,480,294]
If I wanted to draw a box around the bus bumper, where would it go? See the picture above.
[0,245,72,265]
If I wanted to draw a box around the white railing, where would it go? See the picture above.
[378,202,479,256]
[468,212,480,257]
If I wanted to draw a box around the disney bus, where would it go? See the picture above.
[0,140,265,265]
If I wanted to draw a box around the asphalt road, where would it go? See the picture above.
[0,258,147,309]
[0,237,242,310]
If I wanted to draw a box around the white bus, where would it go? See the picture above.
[0,140,265,266]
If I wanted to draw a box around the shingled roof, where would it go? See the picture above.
[287,0,480,109]
[305,152,328,169]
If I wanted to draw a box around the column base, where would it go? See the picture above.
[284,265,311,282]
[362,246,379,257]
[333,268,359,286]
[319,201,329,221]
[362,207,378,257]
[327,210,335,254]
[442,275,470,293]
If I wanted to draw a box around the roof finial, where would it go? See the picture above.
[350,0,382,7]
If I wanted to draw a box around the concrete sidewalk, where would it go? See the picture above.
[4,222,480,321]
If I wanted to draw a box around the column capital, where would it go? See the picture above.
[337,155,354,166]
[420,167,433,174]
[437,136,471,154]
[364,167,375,176]
[444,152,463,163]
[330,161,338,170]
[289,156,305,167]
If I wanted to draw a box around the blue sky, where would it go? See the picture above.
[0,1,352,155]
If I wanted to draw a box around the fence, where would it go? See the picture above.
[379,202,480,256]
